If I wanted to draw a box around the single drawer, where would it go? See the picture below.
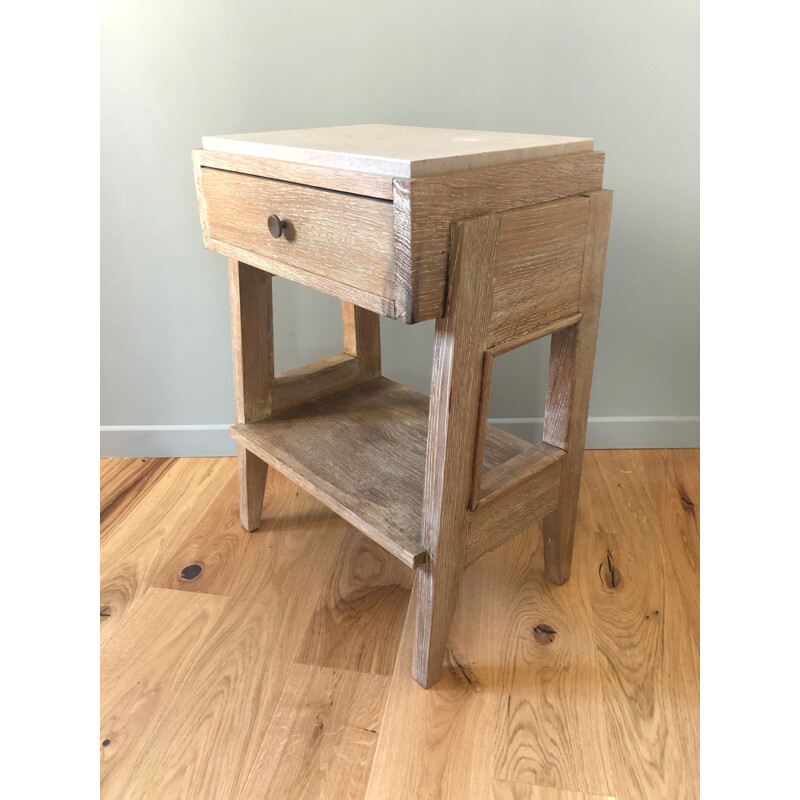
[198,167,396,305]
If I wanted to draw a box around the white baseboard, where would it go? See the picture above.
[100,416,699,458]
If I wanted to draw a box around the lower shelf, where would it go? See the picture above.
[231,377,531,567]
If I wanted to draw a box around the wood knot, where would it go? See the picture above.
[180,564,202,581]
[102,739,111,747]
[448,650,481,690]
[532,624,557,645]
[599,549,621,589]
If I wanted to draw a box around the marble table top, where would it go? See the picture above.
[201,124,594,178]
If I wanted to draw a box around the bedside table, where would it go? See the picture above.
[192,124,612,688]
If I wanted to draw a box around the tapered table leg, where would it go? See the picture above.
[542,190,613,584]
[229,258,274,531]
[413,215,499,688]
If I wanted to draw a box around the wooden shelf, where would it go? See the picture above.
[231,377,531,567]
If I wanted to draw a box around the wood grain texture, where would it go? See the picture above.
[229,258,273,530]
[578,450,699,799]
[193,147,395,200]
[238,444,269,531]
[542,190,613,584]
[115,486,349,800]
[488,313,583,358]
[100,588,227,800]
[215,238,397,317]
[392,151,605,322]
[466,444,565,566]
[203,167,395,299]
[414,215,499,687]
[369,524,616,798]
[341,301,382,379]
[639,447,700,646]
[492,780,616,800]
[100,458,233,645]
[489,533,616,796]
[367,575,497,800]
[151,468,294,597]
[231,377,528,568]
[100,457,176,543]
[488,197,590,348]
[296,530,412,675]
[270,352,363,415]
[240,665,390,800]
[229,259,273,424]
[470,351,495,510]
[367,527,613,800]
[101,451,699,799]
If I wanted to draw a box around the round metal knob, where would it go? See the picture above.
[268,214,286,238]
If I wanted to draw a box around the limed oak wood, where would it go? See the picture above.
[488,312,583,357]
[341,301,381,379]
[413,214,500,687]
[488,196,590,347]
[466,443,565,566]
[542,190,613,584]
[195,127,612,691]
[231,377,529,568]
[192,148,395,200]
[202,167,395,300]
[270,352,363,414]
[392,151,604,322]
[229,258,273,530]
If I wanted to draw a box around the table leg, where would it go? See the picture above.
[229,258,274,531]
[542,190,613,584]
[413,215,499,688]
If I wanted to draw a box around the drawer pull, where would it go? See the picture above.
[268,214,287,238]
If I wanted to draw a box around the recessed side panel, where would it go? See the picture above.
[488,195,591,348]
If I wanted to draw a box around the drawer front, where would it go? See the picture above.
[199,167,396,300]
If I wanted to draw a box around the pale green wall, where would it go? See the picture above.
[101,0,699,454]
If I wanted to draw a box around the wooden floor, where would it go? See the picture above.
[100,449,699,800]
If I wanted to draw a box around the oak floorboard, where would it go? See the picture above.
[367,525,615,799]
[239,664,389,800]
[491,778,616,800]
[100,457,176,542]
[100,458,232,644]
[639,448,700,645]
[366,573,496,800]
[115,487,350,800]
[99,450,699,799]
[577,450,700,800]
[151,468,295,597]
[100,588,227,800]
[296,529,413,675]
[490,534,615,796]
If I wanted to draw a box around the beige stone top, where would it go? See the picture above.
[201,124,594,178]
